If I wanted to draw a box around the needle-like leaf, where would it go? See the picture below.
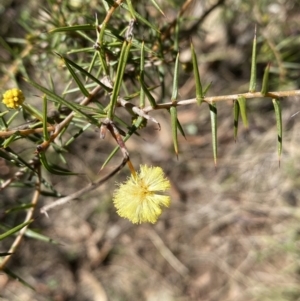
[108,40,132,120]
[24,77,97,125]
[3,268,35,290]
[237,95,249,129]
[61,57,90,97]
[261,63,270,96]
[170,106,179,157]
[120,2,160,33]
[140,42,146,108]
[209,102,217,166]
[39,152,78,175]
[272,98,282,163]
[249,27,257,92]
[49,24,96,33]
[191,43,203,105]
[57,54,112,92]
[140,71,157,109]
[126,0,136,19]
[42,95,49,140]
[171,53,180,101]
[0,220,33,241]
[150,0,166,17]
[233,99,240,142]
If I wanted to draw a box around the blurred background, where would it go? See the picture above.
[1,0,300,300]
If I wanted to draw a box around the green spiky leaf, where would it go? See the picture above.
[49,24,96,33]
[24,77,98,125]
[25,228,59,244]
[3,268,35,290]
[139,71,157,108]
[0,220,33,241]
[108,40,132,119]
[272,98,283,161]
[237,95,249,129]
[39,152,78,175]
[126,0,136,19]
[120,2,160,33]
[60,56,90,97]
[191,43,203,105]
[233,99,240,142]
[139,42,146,108]
[171,53,180,101]
[261,63,270,96]
[209,102,217,166]
[170,106,179,157]
[150,0,166,17]
[57,54,112,92]
[249,28,257,92]
[42,95,49,140]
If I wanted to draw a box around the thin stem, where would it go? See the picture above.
[143,90,300,113]
[98,0,124,45]
[40,157,128,216]
[2,89,300,140]
[127,159,136,178]
[0,126,55,138]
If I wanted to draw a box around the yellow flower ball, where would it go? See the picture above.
[2,88,25,109]
[113,165,171,224]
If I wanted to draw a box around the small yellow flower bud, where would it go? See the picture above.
[2,88,25,109]
[113,165,171,224]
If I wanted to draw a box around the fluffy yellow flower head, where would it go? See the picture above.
[113,165,171,224]
[2,88,25,109]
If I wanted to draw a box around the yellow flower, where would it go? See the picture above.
[2,88,25,109]
[113,165,171,224]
